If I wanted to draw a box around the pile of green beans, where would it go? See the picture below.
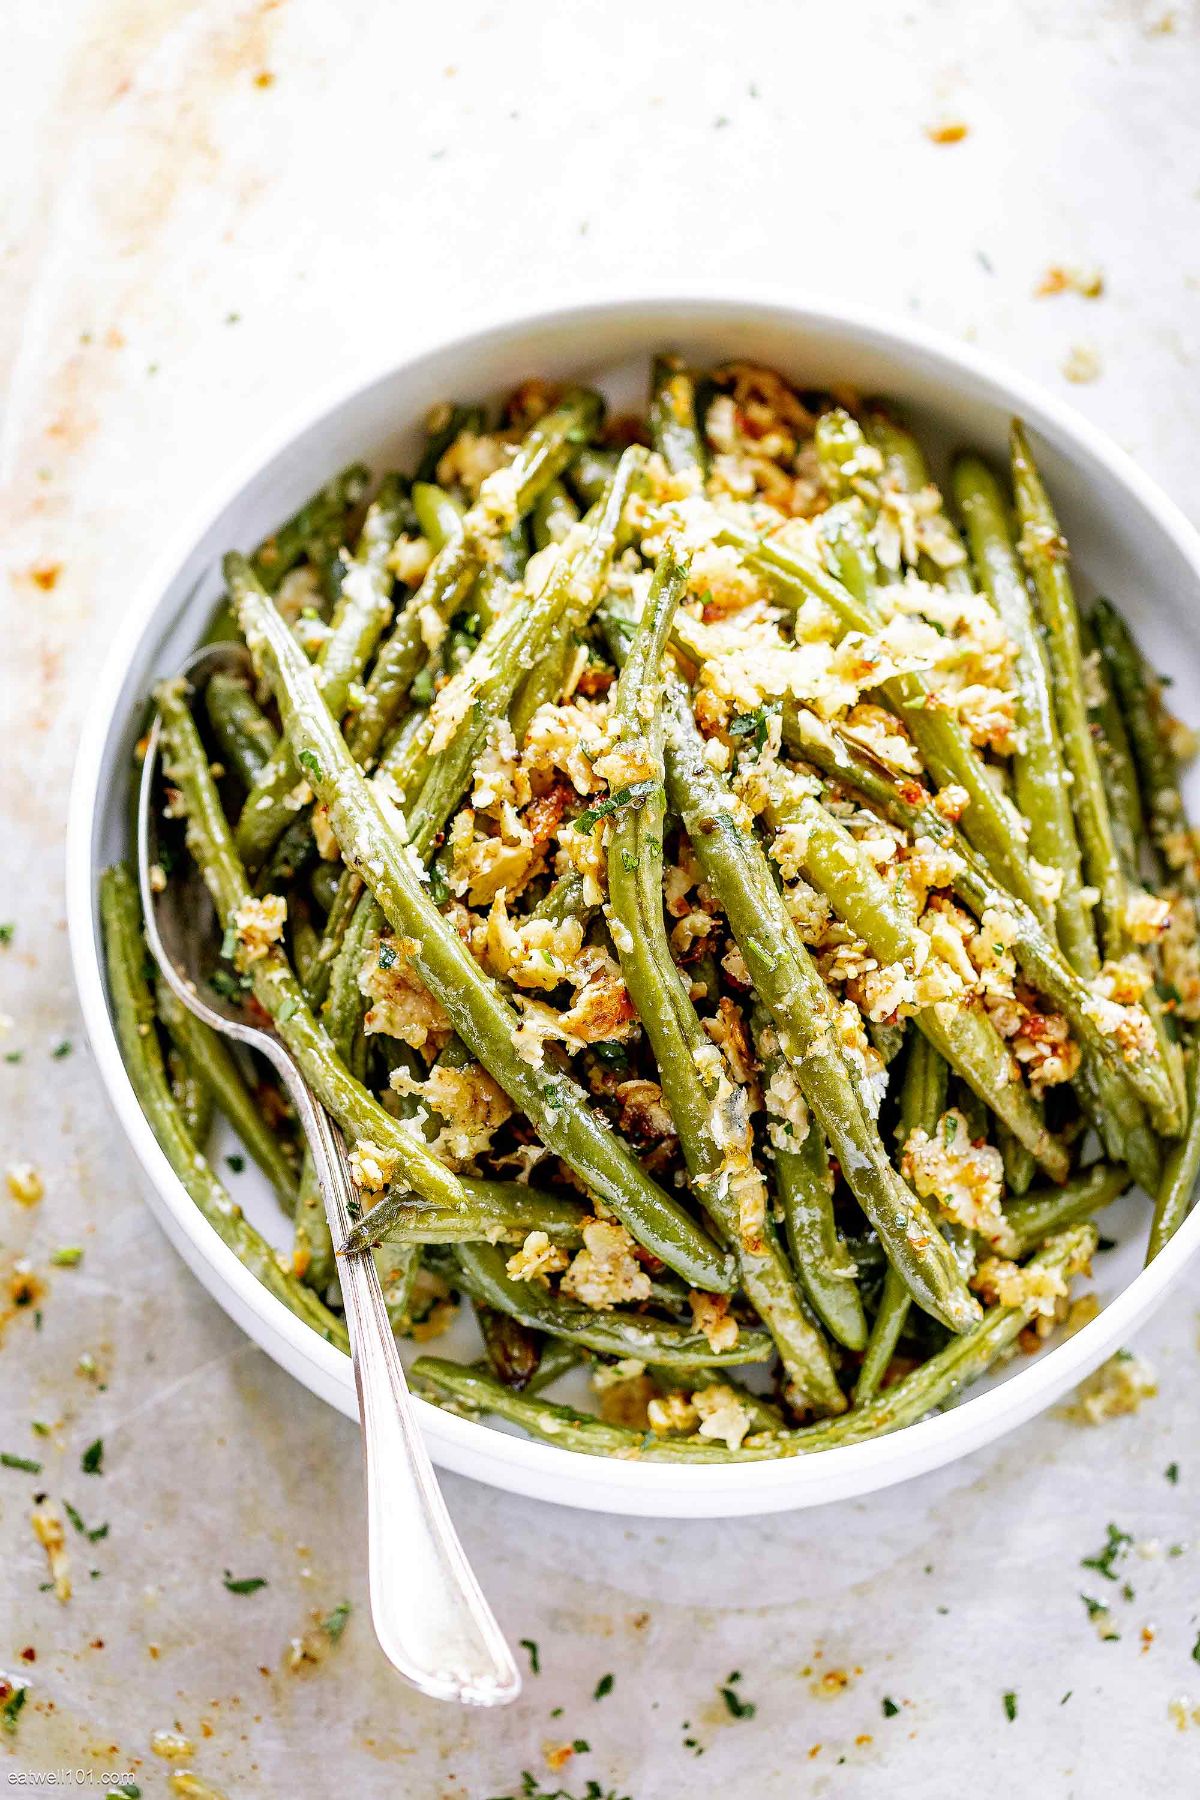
[100,361,1198,1463]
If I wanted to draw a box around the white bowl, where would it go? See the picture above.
[67,290,1200,1517]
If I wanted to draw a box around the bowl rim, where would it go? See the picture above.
[66,284,1200,1516]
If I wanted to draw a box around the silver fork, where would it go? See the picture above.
[137,643,520,1706]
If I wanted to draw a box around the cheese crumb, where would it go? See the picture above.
[560,1218,651,1309]
[505,1231,569,1287]
[233,893,287,964]
[6,1163,44,1206]
[1069,1350,1158,1424]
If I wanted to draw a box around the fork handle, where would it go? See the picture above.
[285,1071,520,1704]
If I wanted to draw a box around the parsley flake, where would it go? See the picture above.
[519,1636,540,1675]
[223,1571,268,1595]
[80,1438,104,1476]
[2,1684,27,1735]
[1081,1522,1132,1581]
[1003,1691,1017,1722]
[322,1599,352,1642]
[64,1501,108,1541]
[1,1452,42,1474]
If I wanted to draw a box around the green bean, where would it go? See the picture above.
[304,867,363,1008]
[754,1009,867,1354]
[316,454,643,1112]
[658,679,979,1333]
[954,451,1093,973]
[451,1244,767,1368]
[290,910,321,990]
[865,406,973,593]
[410,482,465,552]
[100,866,347,1349]
[763,773,1069,1181]
[815,499,880,606]
[1092,596,1200,910]
[292,1149,336,1293]
[716,521,1043,915]
[1011,424,1128,956]
[256,811,317,895]
[567,445,621,509]
[235,475,409,865]
[155,972,299,1210]
[1082,617,1188,1126]
[648,355,707,475]
[410,451,642,856]
[343,1180,587,1252]
[813,408,871,503]
[415,403,485,484]
[413,1222,1096,1458]
[309,859,342,916]
[155,677,467,1219]
[1080,614,1146,882]
[510,448,647,740]
[997,1125,1036,1198]
[783,706,1176,1143]
[524,1337,583,1395]
[1006,1162,1130,1258]
[250,463,370,594]
[166,1042,213,1149]
[1149,1050,1200,1260]
[204,674,279,792]
[531,479,579,549]
[604,549,846,1411]
[476,1304,541,1389]
[348,389,604,770]
[530,871,595,927]
[230,555,735,1294]
[855,1034,948,1404]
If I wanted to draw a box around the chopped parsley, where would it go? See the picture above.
[378,942,398,971]
[50,1246,83,1267]
[4,1051,22,1064]
[484,1776,631,1800]
[719,1670,755,1719]
[107,1786,141,1798]
[1003,1691,1017,1722]
[2,1684,27,1734]
[80,1438,104,1476]
[590,1041,630,1069]
[1166,1462,1180,1484]
[593,1672,614,1700]
[573,780,657,835]
[321,1599,352,1642]
[210,967,251,1001]
[728,704,778,754]
[1,1452,42,1474]
[64,1501,108,1541]
[519,1636,540,1675]
[297,749,324,784]
[225,1154,246,1174]
[51,1041,72,1060]
[1081,1522,1132,1581]
[223,1571,268,1595]
[0,923,13,945]
[881,1696,900,1717]
[1192,1632,1200,1667]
